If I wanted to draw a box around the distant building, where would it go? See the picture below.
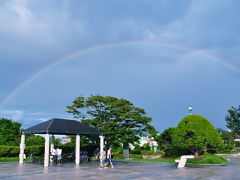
[139,137,158,148]
[234,135,240,142]
[126,137,158,151]
[60,136,71,144]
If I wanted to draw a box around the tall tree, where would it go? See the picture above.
[226,105,240,135]
[66,95,157,147]
[0,118,21,146]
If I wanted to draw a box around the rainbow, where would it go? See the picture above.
[0,41,239,108]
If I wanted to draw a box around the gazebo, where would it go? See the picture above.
[19,118,104,167]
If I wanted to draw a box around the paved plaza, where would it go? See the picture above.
[0,158,240,180]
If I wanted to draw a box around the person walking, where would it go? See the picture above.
[56,147,62,165]
[99,148,106,168]
[106,147,114,168]
[51,148,57,163]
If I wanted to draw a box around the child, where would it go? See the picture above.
[56,147,62,165]
[99,148,106,168]
[106,147,114,168]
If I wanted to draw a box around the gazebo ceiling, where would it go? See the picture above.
[24,118,102,135]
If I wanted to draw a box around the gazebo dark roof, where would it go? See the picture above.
[24,118,102,135]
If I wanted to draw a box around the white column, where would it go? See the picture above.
[19,134,25,164]
[44,134,50,167]
[50,135,54,162]
[99,135,104,159]
[75,135,80,165]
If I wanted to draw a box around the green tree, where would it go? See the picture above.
[0,118,21,146]
[66,95,157,147]
[172,115,222,156]
[156,127,176,150]
[219,131,236,145]
[26,135,45,146]
[226,105,240,135]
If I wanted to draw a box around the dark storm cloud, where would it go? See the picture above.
[0,0,240,131]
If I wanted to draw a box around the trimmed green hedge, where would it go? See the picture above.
[186,154,229,164]
[130,154,143,159]
[0,157,19,162]
[0,146,19,157]
[140,150,165,156]
[0,145,45,157]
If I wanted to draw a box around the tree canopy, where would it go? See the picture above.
[219,131,236,145]
[66,95,157,147]
[0,118,48,146]
[156,127,176,150]
[172,115,222,156]
[26,135,45,146]
[0,118,21,146]
[225,105,240,135]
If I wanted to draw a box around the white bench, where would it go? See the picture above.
[175,155,194,168]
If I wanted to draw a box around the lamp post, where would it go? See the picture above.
[188,105,193,115]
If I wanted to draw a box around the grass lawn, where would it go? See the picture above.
[186,154,229,164]
[0,157,19,162]
[114,154,229,164]
[113,157,176,163]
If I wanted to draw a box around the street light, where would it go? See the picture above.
[188,105,193,115]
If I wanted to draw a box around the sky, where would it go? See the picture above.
[0,0,240,132]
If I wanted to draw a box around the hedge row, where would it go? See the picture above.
[0,145,44,157]
[0,145,93,157]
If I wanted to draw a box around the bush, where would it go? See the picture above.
[131,149,141,154]
[112,146,123,156]
[0,146,19,157]
[164,148,189,157]
[234,141,240,147]
[140,150,165,157]
[58,143,98,156]
[0,145,45,157]
[25,145,44,156]
[141,150,155,155]
[0,144,98,158]
[217,144,235,153]
[56,144,75,155]
[130,154,143,159]
[155,150,165,156]
[130,149,141,154]
[141,143,151,150]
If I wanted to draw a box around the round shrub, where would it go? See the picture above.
[172,115,223,156]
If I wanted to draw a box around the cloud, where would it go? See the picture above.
[1,0,240,131]
[0,107,76,128]
[0,0,53,45]
[0,110,24,121]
